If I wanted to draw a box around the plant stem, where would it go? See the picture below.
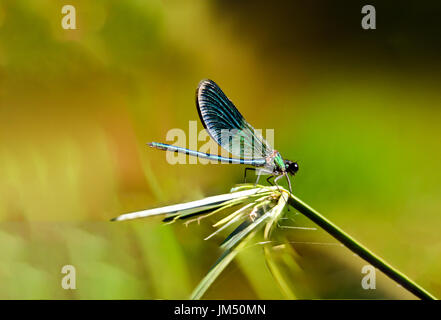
[287,193,437,300]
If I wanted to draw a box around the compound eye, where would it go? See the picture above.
[288,162,299,174]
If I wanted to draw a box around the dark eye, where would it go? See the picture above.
[285,160,299,174]
[288,162,298,174]
[292,162,299,172]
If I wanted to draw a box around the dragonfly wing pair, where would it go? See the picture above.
[196,79,274,166]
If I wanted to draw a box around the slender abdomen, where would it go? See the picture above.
[148,142,266,166]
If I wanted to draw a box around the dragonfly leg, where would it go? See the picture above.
[285,173,292,193]
[274,175,283,191]
[244,167,256,183]
[266,175,275,186]
[254,170,262,185]
[256,168,275,186]
[274,175,290,209]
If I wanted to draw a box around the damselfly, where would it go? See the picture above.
[148,79,299,192]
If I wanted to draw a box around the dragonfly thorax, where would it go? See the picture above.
[273,152,286,172]
[267,151,299,176]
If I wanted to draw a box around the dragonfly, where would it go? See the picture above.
[148,79,299,192]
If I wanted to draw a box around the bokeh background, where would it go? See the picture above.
[0,0,440,299]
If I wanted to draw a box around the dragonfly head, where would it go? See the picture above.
[284,160,299,176]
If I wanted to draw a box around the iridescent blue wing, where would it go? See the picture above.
[196,79,273,160]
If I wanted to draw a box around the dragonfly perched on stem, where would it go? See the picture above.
[148,79,299,192]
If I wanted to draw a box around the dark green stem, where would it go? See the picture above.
[287,194,436,300]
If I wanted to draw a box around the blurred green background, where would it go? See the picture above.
[0,0,440,299]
